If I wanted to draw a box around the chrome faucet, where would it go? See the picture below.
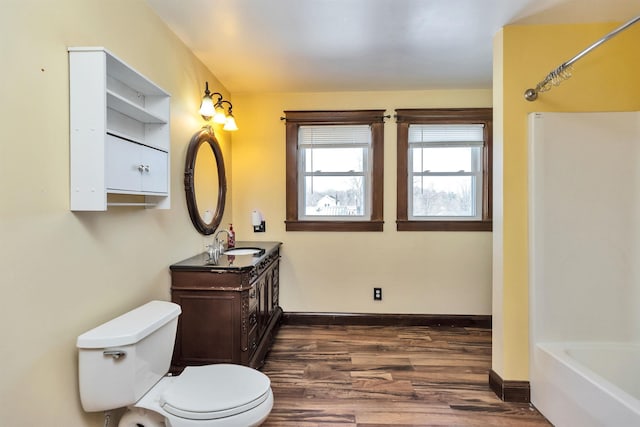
[206,229,230,264]
[214,229,231,253]
[205,242,221,264]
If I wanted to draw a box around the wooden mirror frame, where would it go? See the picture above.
[184,126,227,235]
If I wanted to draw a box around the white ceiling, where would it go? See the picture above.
[145,0,639,93]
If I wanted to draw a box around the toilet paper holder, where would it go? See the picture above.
[252,210,265,233]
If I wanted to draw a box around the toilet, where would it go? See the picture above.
[76,300,273,427]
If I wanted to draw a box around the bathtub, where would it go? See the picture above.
[531,342,640,427]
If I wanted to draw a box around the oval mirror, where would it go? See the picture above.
[184,127,227,235]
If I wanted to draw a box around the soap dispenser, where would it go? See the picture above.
[228,224,236,248]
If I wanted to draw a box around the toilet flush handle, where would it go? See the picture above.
[103,349,127,360]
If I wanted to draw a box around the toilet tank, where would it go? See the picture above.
[76,301,181,412]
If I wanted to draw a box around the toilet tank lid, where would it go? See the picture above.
[77,301,181,349]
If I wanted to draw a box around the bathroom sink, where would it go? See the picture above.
[224,247,265,256]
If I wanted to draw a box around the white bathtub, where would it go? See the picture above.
[531,342,640,427]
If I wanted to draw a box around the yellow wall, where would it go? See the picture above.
[0,1,231,425]
[232,90,493,315]
[493,22,640,380]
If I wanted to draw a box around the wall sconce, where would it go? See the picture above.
[198,81,238,131]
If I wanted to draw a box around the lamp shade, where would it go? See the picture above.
[213,106,227,124]
[199,95,215,120]
[223,114,238,131]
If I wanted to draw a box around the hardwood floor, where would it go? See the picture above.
[261,324,551,426]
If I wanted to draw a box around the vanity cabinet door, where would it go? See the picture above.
[171,291,241,366]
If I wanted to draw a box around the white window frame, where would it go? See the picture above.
[408,124,484,221]
[297,125,372,221]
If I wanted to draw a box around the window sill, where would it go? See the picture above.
[396,219,492,232]
[286,220,384,232]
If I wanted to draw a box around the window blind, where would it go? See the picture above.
[408,124,484,147]
[299,125,371,146]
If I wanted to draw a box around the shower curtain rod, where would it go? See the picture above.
[524,15,640,101]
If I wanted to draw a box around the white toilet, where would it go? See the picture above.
[76,300,273,427]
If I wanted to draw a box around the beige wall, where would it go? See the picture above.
[493,22,640,381]
[0,1,231,425]
[231,90,493,314]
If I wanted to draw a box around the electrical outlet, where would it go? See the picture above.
[373,287,382,301]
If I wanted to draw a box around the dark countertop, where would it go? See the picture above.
[170,241,282,272]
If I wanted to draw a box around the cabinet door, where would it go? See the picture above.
[172,291,240,365]
[106,134,142,192]
[106,134,168,194]
[140,145,168,193]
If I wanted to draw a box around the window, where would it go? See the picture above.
[285,110,385,231]
[298,125,370,219]
[396,108,492,231]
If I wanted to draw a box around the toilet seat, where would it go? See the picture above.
[160,364,271,421]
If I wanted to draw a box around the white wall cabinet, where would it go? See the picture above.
[69,47,170,210]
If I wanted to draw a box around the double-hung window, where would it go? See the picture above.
[298,125,370,219]
[285,110,385,231]
[396,108,492,231]
[409,124,484,219]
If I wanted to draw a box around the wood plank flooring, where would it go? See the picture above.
[261,324,551,426]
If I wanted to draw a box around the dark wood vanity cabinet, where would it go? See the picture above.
[169,242,282,370]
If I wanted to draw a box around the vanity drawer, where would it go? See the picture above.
[172,270,250,289]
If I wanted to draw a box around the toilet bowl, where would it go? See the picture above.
[121,365,273,427]
[76,301,273,427]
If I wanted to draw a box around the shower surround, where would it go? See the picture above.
[528,111,640,426]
